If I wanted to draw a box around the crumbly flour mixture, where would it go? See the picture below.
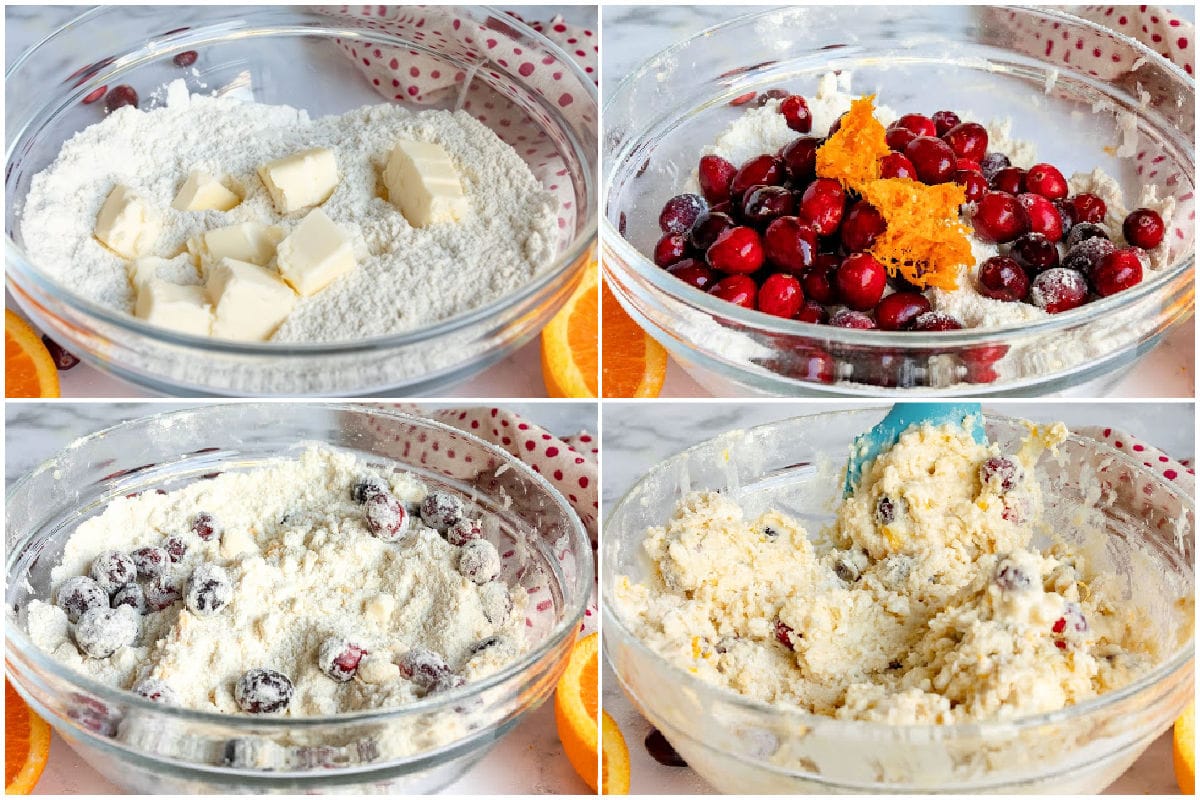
[614,421,1159,724]
[25,446,526,716]
[18,85,558,342]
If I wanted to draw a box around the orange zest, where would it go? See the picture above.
[6,679,51,794]
[1175,702,1195,795]
[815,95,890,190]
[5,310,61,398]
[601,280,667,398]
[541,260,599,398]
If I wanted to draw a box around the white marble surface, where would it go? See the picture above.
[600,400,1193,795]
[4,400,596,795]
[602,4,1196,399]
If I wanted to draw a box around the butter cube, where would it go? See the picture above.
[171,169,241,212]
[275,209,356,296]
[128,254,199,294]
[134,279,212,336]
[257,147,338,214]
[94,185,161,258]
[205,258,297,342]
[383,139,468,227]
[188,222,284,275]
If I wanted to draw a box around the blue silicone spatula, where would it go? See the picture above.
[844,402,985,496]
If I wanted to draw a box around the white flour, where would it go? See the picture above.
[18,84,559,343]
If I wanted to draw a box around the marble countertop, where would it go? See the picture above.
[600,400,1192,794]
[5,400,596,795]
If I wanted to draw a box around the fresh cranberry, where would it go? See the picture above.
[875,495,898,524]
[835,253,888,311]
[1065,221,1110,250]
[874,292,931,330]
[801,255,840,304]
[41,336,80,370]
[173,50,199,67]
[797,178,845,236]
[1067,193,1107,224]
[133,679,178,704]
[319,637,368,682]
[891,113,937,137]
[235,668,294,713]
[365,493,410,542]
[780,95,812,132]
[1062,237,1117,275]
[112,584,145,614]
[144,579,182,611]
[757,274,804,319]
[446,518,484,546]
[885,126,917,153]
[840,201,887,252]
[796,300,828,324]
[990,167,1026,195]
[104,84,138,112]
[130,546,169,578]
[1011,232,1059,272]
[980,455,1023,492]
[1052,602,1088,649]
[689,211,735,251]
[1122,208,1165,249]
[955,158,982,173]
[730,155,785,197]
[931,110,961,136]
[1054,198,1076,232]
[164,536,187,563]
[994,560,1032,591]
[1024,163,1068,200]
[1017,193,1064,241]
[707,226,764,274]
[698,155,738,204]
[979,152,1012,183]
[754,88,790,107]
[351,476,388,504]
[911,311,964,331]
[668,260,718,290]
[1091,248,1144,296]
[955,171,988,203]
[879,152,916,180]
[972,191,1029,243]
[55,576,108,623]
[942,122,988,162]
[191,511,221,541]
[1030,268,1088,313]
[185,563,232,616]
[762,216,818,273]
[774,620,795,648]
[653,233,688,267]
[977,255,1030,302]
[708,274,758,309]
[659,194,707,234]
[740,185,795,226]
[90,551,136,595]
[904,136,956,184]
[830,309,876,329]
[780,137,820,183]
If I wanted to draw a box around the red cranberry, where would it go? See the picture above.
[1068,193,1107,224]
[689,211,736,251]
[774,620,795,648]
[801,254,840,304]
[708,274,758,309]
[931,110,962,136]
[1122,208,1165,249]
[955,171,988,203]
[942,122,988,162]
[1064,221,1109,251]
[164,536,187,563]
[972,191,1029,243]
[885,126,917,153]
[319,637,368,682]
[955,158,982,173]
[190,512,221,540]
[41,336,80,370]
[653,233,688,267]
[763,216,818,273]
[130,547,169,578]
[879,152,917,180]
[1030,268,1088,313]
[754,89,790,107]
[1011,232,1060,272]
[731,155,785,197]
[780,95,812,132]
[235,668,294,713]
[977,255,1030,302]
[757,274,804,318]
[740,185,796,226]
[830,309,876,329]
[707,226,764,274]
[874,292,931,331]
[780,137,820,183]
[840,201,887,252]
[1024,163,1068,200]
[835,253,888,311]
[911,311,964,331]
[659,194,707,234]
[990,167,1026,195]
[1091,248,1144,296]
[797,178,845,236]
[979,152,1012,183]
[796,300,828,323]
[1062,237,1116,275]
[827,113,847,136]
[1018,193,1064,241]
[698,155,738,204]
[904,136,956,184]
[104,84,138,112]
[892,113,937,137]
[668,260,719,290]
[173,50,199,67]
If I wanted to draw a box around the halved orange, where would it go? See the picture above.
[541,260,599,398]
[6,310,60,398]
[556,633,630,793]
[601,280,666,398]
[1176,702,1194,795]
[6,679,51,794]
[601,710,631,794]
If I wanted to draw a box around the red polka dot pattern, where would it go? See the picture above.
[1084,424,1193,486]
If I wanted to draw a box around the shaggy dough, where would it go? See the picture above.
[614,421,1159,724]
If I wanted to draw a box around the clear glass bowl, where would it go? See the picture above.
[603,409,1194,792]
[6,404,593,793]
[5,6,597,396]
[602,6,1195,396]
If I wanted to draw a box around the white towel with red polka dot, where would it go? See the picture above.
[1079,425,1194,485]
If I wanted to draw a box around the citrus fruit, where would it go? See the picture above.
[601,710,631,794]
[601,279,666,398]
[5,310,60,398]
[541,260,599,398]
[5,679,51,794]
[556,633,630,793]
[1175,702,1195,795]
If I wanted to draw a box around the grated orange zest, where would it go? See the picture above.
[815,95,889,191]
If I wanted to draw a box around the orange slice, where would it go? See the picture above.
[541,260,599,398]
[6,310,60,398]
[601,710,631,795]
[1176,702,1195,795]
[601,280,666,398]
[556,633,630,794]
[6,679,51,794]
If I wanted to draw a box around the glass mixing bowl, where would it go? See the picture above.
[6,404,593,793]
[603,6,1195,396]
[603,409,1194,792]
[5,6,596,396]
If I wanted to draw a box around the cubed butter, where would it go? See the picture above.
[94,185,162,259]
[133,279,212,336]
[171,169,241,212]
[275,208,356,296]
[128,253,199,293]
[383,139,468,227]
[188,222,284,275]
[257,147,338,214]
[205,257,297,342]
